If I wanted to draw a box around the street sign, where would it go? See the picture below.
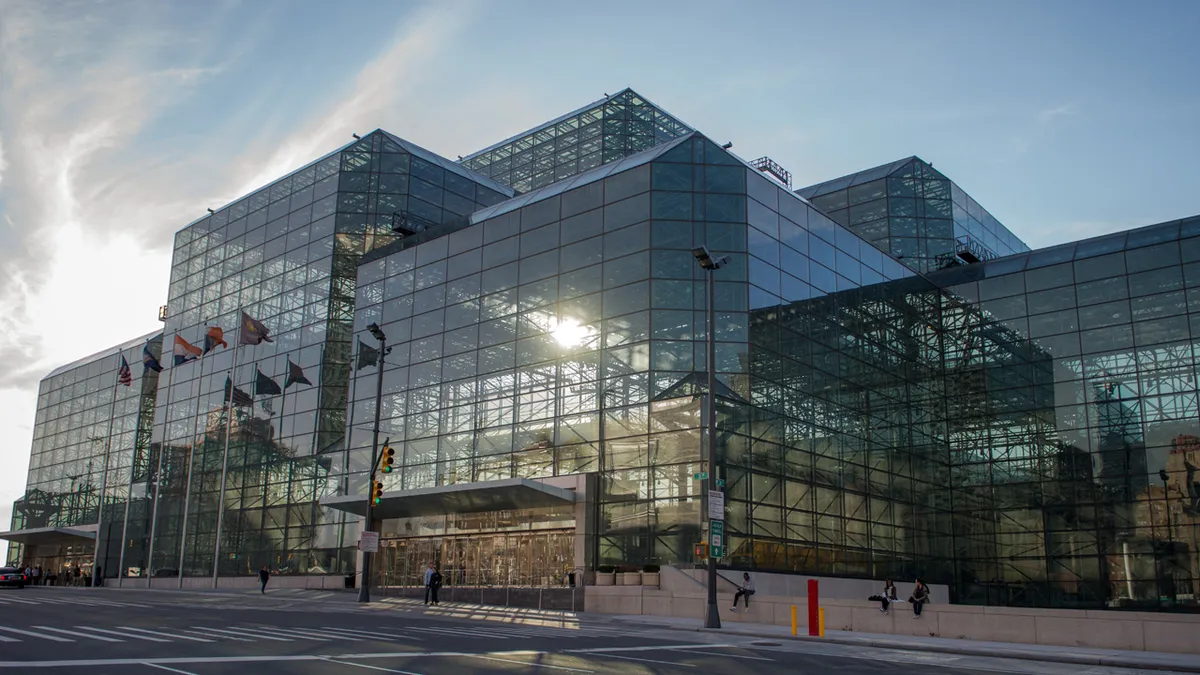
[358,531,380,553]
[716,478,725,488]
[693,472,708,480]
[708,489,725,520]
[710,520,724,558]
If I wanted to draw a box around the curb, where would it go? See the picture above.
[688,626,1200,673]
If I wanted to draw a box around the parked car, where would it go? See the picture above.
[0,567,27,589]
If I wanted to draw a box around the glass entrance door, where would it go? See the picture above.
[379,530,574,588]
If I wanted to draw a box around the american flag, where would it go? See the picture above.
[117,355,132,387]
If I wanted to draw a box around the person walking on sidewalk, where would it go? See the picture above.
[909,578,929,618]
[423,563,436,605]
[429,565,443,606]
[258,565,271,594]
[730,572,755,612]
[879,579,898,613]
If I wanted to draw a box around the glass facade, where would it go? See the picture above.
[7,333,163,578]
[459,88,692,193]
[7,90,1200,613]
[798,157,1029,275]
[137,130,513,580]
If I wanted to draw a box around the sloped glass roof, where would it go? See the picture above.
[378,130,515,198]
[468,132,698,224]
[796,156,917,200]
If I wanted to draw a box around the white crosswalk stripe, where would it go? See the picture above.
[319,626,422,641]
[119,626,215,642]
[241,625,334,641]
[0,626,73,642]
[195,626,293,642]
[74,625,169,642]
[181,628,253,642]
[34,625,122,642]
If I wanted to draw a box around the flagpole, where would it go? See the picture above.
[176,331,210,588]
[116,339,155,588]
[145,338,178,588]
[91,349,123,586]
[310,346,324,456]
[212,314,244,587]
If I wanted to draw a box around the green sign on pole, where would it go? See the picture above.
[693,472,708,480]
[716,478,725,488]
[710,520,725,558]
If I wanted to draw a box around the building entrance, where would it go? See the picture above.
[377,529,575,588]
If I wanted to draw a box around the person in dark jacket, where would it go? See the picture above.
[910,578,929,617]
[258,566,270,594]
[429,566,443,606]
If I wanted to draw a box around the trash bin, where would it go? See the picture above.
[344,574,355,589]
[568,572,576,588]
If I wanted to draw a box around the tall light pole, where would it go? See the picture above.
[358,322,389,603]
[693,246,728,630]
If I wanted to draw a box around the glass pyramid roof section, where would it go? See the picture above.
[795,156,918,200]
[378,130,515,198]
[45,330,162,379]
[458,88,693,193]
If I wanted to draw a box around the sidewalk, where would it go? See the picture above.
[596,613,1200,673]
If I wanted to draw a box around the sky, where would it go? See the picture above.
[0,0,1197,559]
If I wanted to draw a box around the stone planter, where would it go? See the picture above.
[620,572,642,586]
[642,572,660,586]
[595,573,615,586]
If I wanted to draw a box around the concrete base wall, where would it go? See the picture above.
[133,574,350,591]
[677,568,951,605]
[585,567,1200,655]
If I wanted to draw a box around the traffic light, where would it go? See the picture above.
[694,542,708,560]
[371,479,384,505]
[380,444,395,474]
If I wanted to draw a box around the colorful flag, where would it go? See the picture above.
[203,326,228,354]
[224,376,254,407]
[174,335,202,366]
[255,368,282,396]
[356,338,380,370]
[142,342,163,374]
[117,355,132,387]
[285,360,312,388]
[239,311,273,345]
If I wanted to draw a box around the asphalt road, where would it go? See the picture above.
[0,586,1181,675]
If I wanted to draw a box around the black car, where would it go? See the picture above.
[0,567,26,589]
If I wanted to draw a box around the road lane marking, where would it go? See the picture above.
[564,644,737,653]
[180,628,252,642]
[34,625,122,642]
[469,655,594,672]
[589,653,695,667]
[320,626,422,642]
[411,626,511,639]
[118,627,214,642]
[669,648,775,662]
[140,663,198,675]
[0,634,16,642]
[75,626,169,642]
[206,627,294,642]
[319,658,423,674]
[243,625,334,641]
[0,626,73,642]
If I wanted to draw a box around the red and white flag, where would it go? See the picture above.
[117,355,132,387]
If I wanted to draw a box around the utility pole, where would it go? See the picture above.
[358,323,389,603]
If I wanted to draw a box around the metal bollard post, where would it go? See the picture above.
[791,605,797,636]
[818,608,825,637]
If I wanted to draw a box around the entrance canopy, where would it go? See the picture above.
[0,526,96,547]
[321,478,576,519]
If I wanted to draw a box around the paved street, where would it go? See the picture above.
[0,587,1188,675]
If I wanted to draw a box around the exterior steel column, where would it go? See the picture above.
[211,332,244,587]
[144,348,177,588]
[92,349,122,586]
[704,263,721,629]
[358,334,387,603]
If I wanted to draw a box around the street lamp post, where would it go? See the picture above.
[693,246,729,630]
[358,322,390,603]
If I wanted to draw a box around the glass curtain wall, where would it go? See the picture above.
[142,131,511,580]
[928,216,1200,609]
[8,333,162,581]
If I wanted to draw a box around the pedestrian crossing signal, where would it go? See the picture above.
[380,444,395,473]
[694,542,708,559]
[372,480,384,505]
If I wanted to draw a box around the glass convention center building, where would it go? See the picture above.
[6,89,1199,612]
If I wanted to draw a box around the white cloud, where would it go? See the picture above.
[0,137,7,187]
[1037,104,1076,125]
